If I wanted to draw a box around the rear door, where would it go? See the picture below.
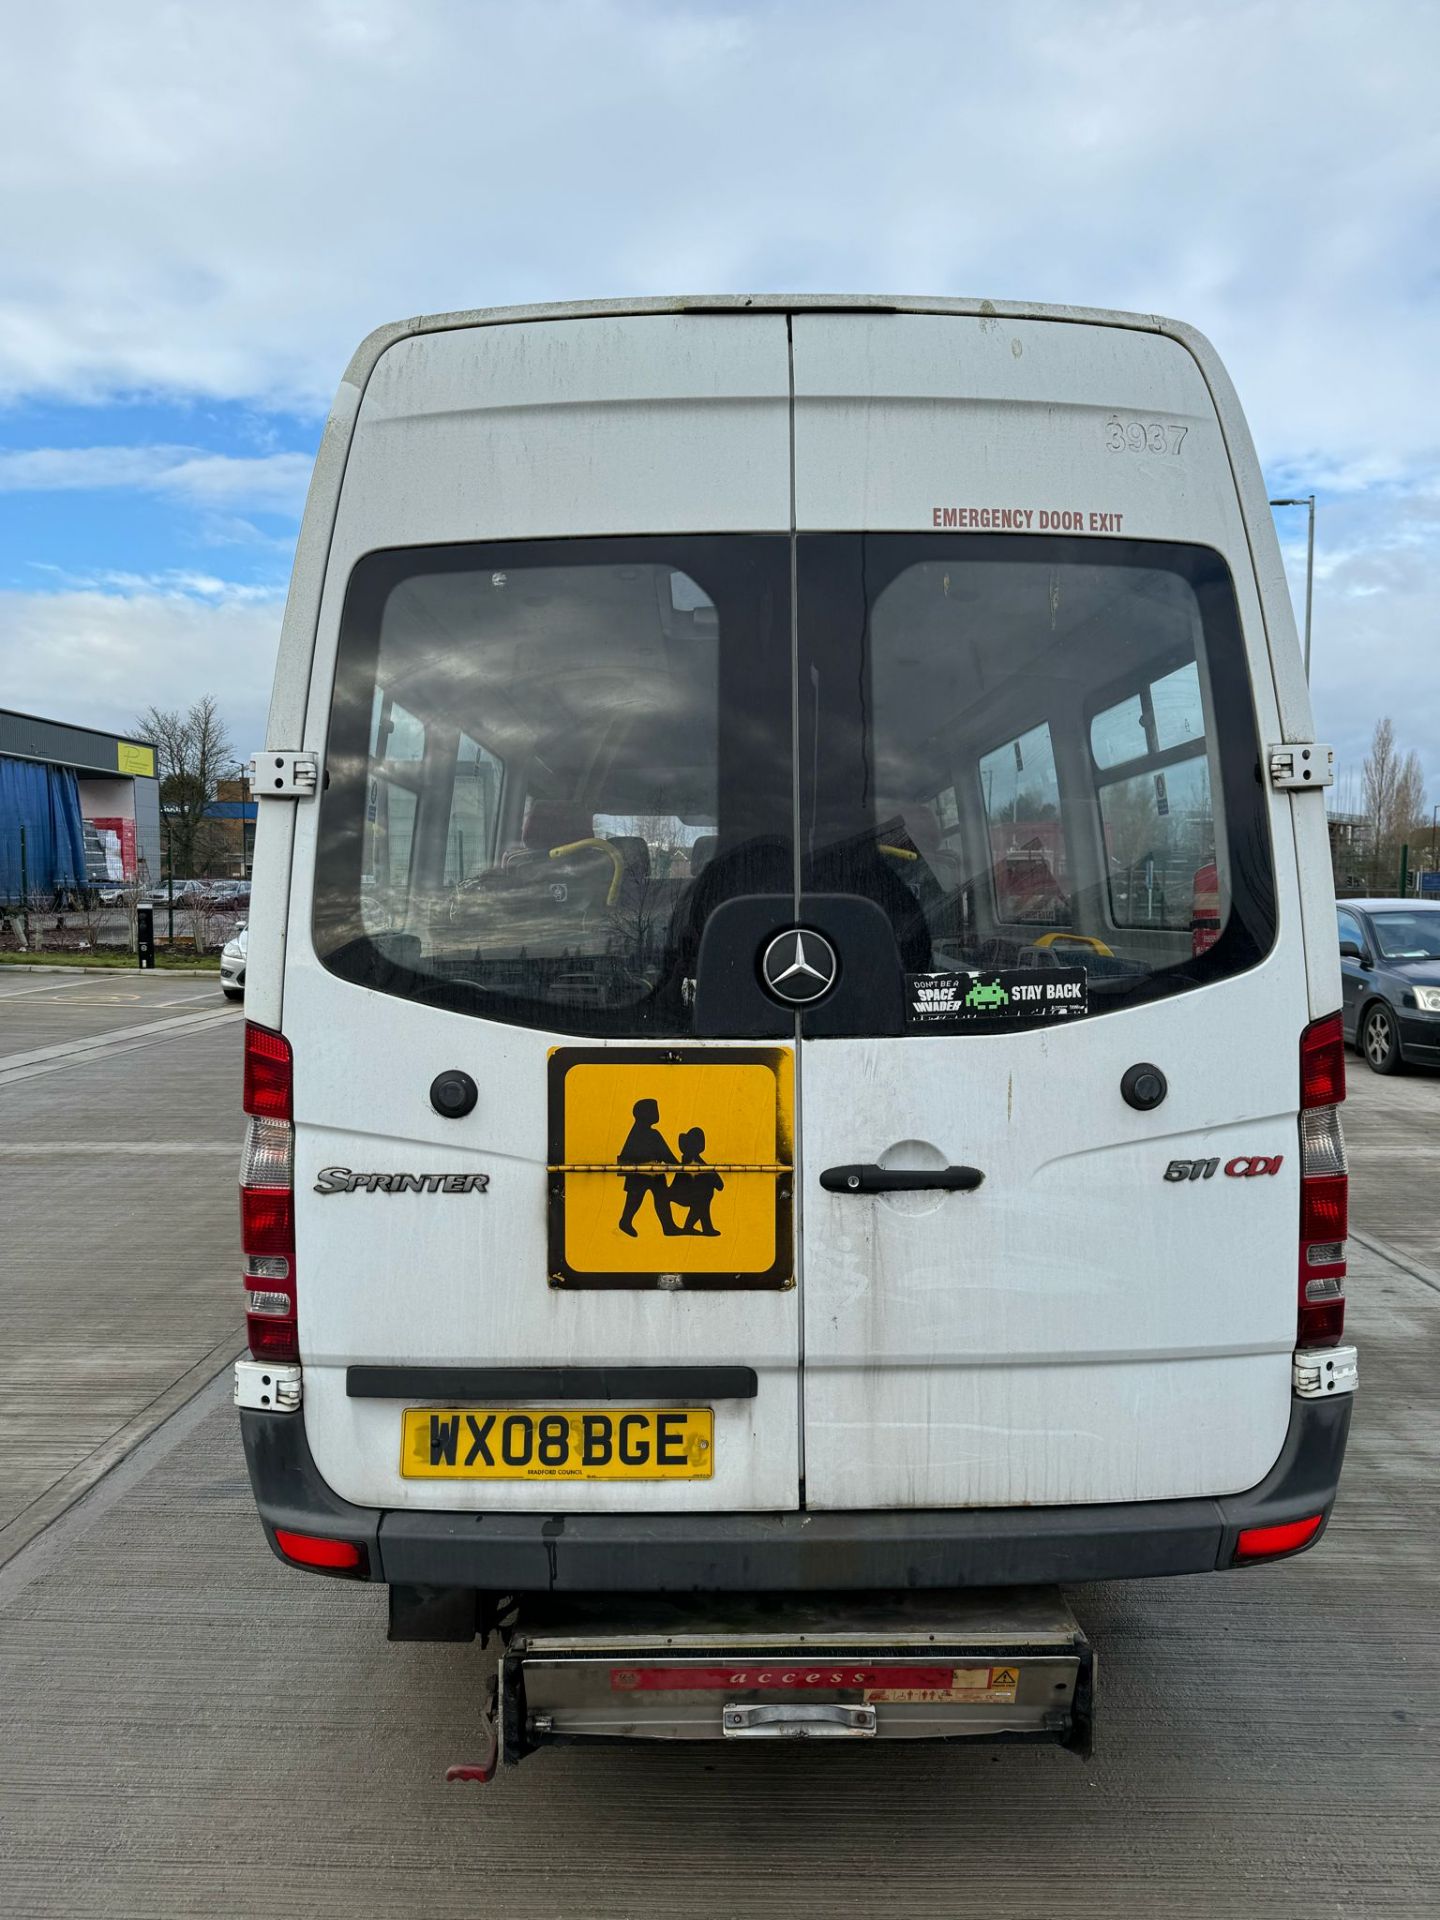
[790,312,1306,1510]
[286,314,803,1513]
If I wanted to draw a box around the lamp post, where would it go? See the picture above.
[1269,495,1316,679]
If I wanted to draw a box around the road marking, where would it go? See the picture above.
[56,990,220,1008]
[0,1004,236,1068]
[0,977,87,1000]
[0,1008,238,1085]
[1351,1227,1440,1297]
[0,1141,238,1155]
[0,1340,243,1584]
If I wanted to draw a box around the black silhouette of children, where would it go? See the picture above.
[616,1098,679,1237]
[615,1102,724,1238]
[671,1127,724,1236]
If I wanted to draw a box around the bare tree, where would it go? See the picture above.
[1396,751,1427,847]
[1362,717,1399,884]
[135,696,236,880]
[1362,716,1430,889]
[69,888,110,955]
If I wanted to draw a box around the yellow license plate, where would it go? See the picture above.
[400,1406,714,1481]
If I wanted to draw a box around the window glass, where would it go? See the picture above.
[444,734,503,886]
[1151,661,1204,752]
[1091,661,1205,768]
[370,694,426,765]
[1097,757,1214,930]
[796,536,1274,1022]
[1336,909,1365,951]
[979,723,1070,926]
[316,538,791,1036]
[362,779,417,924]
[1367,912,1440,961]
[1090,692,1147,770]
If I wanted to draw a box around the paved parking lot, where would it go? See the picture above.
[0,971,242,1561]
[0,980,1436,1918]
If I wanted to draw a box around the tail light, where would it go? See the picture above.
[1298,1012,1346,1347]
[1234,1513,1325,1563]
[242,1022,297,1363]
[273,1528,368,1576]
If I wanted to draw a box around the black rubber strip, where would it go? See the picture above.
[345,1365,759,1402]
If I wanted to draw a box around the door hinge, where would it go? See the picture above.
[1293,1345,1358,1399]
[233,1359,303,1412]
[1268,743,1333,791]
[251,750,319,798]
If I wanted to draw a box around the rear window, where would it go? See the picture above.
[315,533,1276,1036]
[313,537,793,1036]
[796,535,1276,1018]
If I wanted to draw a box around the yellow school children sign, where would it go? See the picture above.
[547,1047,794,1289]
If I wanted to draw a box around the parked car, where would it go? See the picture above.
[220,923,247,1001]
[1338,899,1440,1073]
[212,881,252,911]
[148,879,216,911]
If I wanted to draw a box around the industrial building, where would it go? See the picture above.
[0,707,161,901]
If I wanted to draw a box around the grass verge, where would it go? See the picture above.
[0,949,222,971]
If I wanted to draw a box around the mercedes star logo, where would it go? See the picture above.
[760,928,839,1006]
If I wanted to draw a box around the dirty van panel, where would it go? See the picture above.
[276,302,1311,1525]
[791,313,1303,1509]
[284,316,803,1515]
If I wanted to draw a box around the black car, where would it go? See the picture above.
[1337,898,1440,1073]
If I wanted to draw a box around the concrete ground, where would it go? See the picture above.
[0,970,243,1561]
[0,982,1435,1918]
[1339,1054,1440,1272]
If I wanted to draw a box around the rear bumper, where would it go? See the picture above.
[239,1392,1351,1592]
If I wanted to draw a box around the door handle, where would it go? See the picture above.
[819,1163,985,1194]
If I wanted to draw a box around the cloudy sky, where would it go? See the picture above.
[1,0,1436,809]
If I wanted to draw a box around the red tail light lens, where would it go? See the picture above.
[273,1528,367,1575]
[244,1022,293,1120]
[241,1186,293,1256]
[1300,1173,1348,1249]
[1234,1513,1324,1562]
[1300,1011,1346,1110]
[241,1025,296,1362]
[1298,1013,1347,1347]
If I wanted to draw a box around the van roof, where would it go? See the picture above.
[341,294,1209,390]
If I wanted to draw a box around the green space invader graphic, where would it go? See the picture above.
[965,979,1010,1010]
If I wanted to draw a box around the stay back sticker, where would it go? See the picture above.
[906,968,1088,1029]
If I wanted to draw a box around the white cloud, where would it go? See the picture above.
[0,583,282,759]
[1274,484,1440,806]
[0,0,1434,482]
[1,1,1437,804]
[0,446,311,513]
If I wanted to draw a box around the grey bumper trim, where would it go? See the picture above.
[239,1393,1351,1592]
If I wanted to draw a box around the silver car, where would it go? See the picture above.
[220,923,248,1001]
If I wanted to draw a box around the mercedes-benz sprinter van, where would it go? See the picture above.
[236,297,1354,1759]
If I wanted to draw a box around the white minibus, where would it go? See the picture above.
[237,297,1354,1766]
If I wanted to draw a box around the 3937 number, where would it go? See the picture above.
[1105,418,1188,455]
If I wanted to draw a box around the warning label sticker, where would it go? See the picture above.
[864,1666,1020,1705]
[906,968,1088,1029]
